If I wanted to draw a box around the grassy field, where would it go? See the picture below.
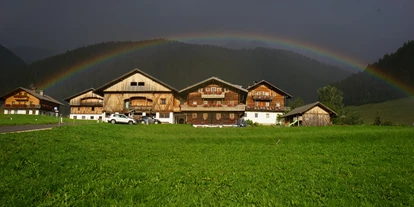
[0,114,96,126]
[345,96,414,126]
[1,124,413,206]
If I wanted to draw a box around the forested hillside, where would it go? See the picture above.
[1,40,350,105]
[334,40,414,105]
[0,44,27,95]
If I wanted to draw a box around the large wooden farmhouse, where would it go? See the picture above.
[94,69,181,124]
[64,88,104,120]
[245,80,292,125]
[179,77,247,126]
[281,102,337,126]
[1,87,63,116]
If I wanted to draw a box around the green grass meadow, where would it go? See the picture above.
[1,124,413,206]
[0,114,96,126]
[345,96,414,126]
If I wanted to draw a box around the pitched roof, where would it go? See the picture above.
[1,87,64,105]
[247,80,292,98]
[63,88,103,102]
[179,76,248,93]
[94,68,178,95]
[281,101,337,118]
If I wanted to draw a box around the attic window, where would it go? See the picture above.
[138,82,145,86]
[130,82,137,86]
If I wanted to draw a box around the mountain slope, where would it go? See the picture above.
[334,40,414,105]
[9,46,58,64]
[2,40,351,106]
[0,44,27,95]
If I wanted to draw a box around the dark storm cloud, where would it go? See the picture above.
[1,0,413,65]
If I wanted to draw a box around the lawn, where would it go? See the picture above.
[345,96,414,126]
[0,114,96,126]
[0,124,413,206]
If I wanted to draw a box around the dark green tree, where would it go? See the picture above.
[288,97,305,109]
[317,85,344,113]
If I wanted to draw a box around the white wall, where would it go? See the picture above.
[245,111,283,125]
[155,112,174,124]
[69,114,103,120]
[4,109,8,114]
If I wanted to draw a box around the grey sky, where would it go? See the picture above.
[1,0,413,67]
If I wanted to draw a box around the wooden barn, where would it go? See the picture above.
[245,80,292,125]
[94,68,181,124]
[281,102,337,126]
[64,88,104,120]
[179,77,247,126]
[1,87,63,116]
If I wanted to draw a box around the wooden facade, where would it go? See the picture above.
[179,77,247,125]
[94,69,180,123]
[1,87,63,116]
[245,80,292,125]
[64,88,104,120]
[281,102,337,126]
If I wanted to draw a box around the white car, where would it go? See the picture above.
[107,114,136,125]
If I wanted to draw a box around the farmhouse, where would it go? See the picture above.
[281,101,337,126]
[64,88,104,120]
[179,77,247,126]
[245,80,292,125]
[94,69,181,124]
[1,87,63,116]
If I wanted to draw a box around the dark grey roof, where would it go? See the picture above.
[247,80,292,98]
[94,68,178,95]
[281,101,337,118]
[63,88,102,102]
[1,87,64,105]
[179,76,248,93]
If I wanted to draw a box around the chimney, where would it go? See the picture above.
[39,90,44,96]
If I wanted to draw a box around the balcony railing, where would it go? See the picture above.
[128,105,153,111]
[245,105,290,112]
[77,102,104,107]
[13,95,29,100]
[201,92,225,98]
[3,104,41,109]
[252,95,273,101]
[180,104,245,111]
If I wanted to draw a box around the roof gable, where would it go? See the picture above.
[1,87,64,105]
[179,77,248,93]
[64,88,103,102]
[281,101,337,117]
[95,68,178,95]
[247,80,292,98]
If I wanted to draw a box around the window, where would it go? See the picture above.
[230,101,234,105]
[73,116,77,119]
[12,101,15,105]
[230,113,235,119]
[216,113,221,120]
[30,101,33,105]
[205,88,210,91]
[260,91,264,95]
[92,107,95,111]
[198,88,203,93]
[255,92,259,95]
[203,101,208,105]
[91,116,94,119]
[203,113,208,120]
[138,82,145,86]
[265,92,269,96]
[276,102,281,107]
[266,113,269,118]
[255,113,258,118]
[130,82,137,86]
[265,102,269,107]
[254,101,258,106]
[78,107,80,110]
[192,113,197,118]
[160,113,170,118]
[217,88,222,92]
[211,87,216,93]
[82,116,86,119]
[217,101,221,105]
[224,88,228,92]
[160,98,166,105]
[193,101,197,105]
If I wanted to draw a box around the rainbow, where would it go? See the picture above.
[40,32,413,96]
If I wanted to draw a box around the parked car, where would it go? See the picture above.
[107,114,136,124]
[138,116,161,124]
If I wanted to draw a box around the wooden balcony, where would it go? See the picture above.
[201,92,225,99]
[13,95,29,101]
[78,102,103,107]
[128,105,153,111]
[180,104,245,111]
[245,105,290,112]
[252,95,273,101]
[4,104,41,109]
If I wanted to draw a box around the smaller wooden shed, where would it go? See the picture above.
[281,102,337,126]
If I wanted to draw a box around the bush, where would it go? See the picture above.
[382,120,393,126]
[373,115,381,126]
[245,119,259,127]
[333,111,364,125]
